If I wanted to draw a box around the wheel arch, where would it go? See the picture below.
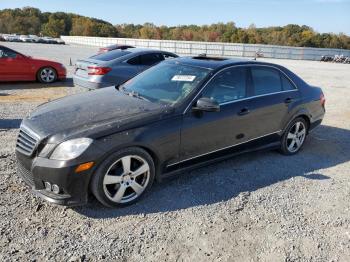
[92,142,163,184]
[283,110,312,134]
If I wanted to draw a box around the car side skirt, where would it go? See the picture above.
[162,132,281,178]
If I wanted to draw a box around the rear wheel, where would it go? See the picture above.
[279,117,308,155]
[37,67,57,83]
[91,147,155,207]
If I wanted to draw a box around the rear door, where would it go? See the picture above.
[244,66,300,138]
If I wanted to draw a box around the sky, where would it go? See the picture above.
[0,0,349,34]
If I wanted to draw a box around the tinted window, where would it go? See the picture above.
[202,67,247,104]
[281,74,296,91]
[0,48,17,58]
[90,50,131,61]
[139,53,164,66]
[127,56,141,65]
[251,67,282,95]
[163,53,177,60]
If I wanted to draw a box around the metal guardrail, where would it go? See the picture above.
[61,36,350,61]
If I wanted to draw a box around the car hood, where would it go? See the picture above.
[22,87,170,143]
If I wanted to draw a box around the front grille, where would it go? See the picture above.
[17,161,34,187]
[16,127,40,156]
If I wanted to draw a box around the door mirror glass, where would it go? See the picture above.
[193,97,220,112]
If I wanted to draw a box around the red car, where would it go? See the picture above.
[0,45,66,83]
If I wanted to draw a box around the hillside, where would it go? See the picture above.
[0,7,349,49]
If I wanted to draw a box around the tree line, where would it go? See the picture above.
[1,7,349,49]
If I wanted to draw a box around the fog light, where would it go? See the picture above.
[52,184,60,194]
[44,182,51,191]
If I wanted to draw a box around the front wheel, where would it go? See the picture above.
[37,67,57,83]
[279,117,308,155]
[91,147,155,207]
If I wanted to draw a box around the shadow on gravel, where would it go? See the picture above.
[0,78,73,90]
[0,119,22,129]
[73,124,350,218]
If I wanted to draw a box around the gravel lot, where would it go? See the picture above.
[0,42,350,261]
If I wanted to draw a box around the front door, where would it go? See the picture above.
[0,47,30,81]
[180,66,253,161]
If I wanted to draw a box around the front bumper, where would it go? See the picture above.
[16,151,95,206]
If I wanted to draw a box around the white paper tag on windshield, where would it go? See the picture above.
[171,75,196,82]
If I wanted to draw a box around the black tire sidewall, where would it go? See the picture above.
[91,147,155,208]
[280,117,308,155]
[37,67,57,83]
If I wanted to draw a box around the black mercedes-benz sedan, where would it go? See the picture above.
[15,56,325,207]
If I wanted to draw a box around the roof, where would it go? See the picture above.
[125,48,174,55]
[173,56,267,70]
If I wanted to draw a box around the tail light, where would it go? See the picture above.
[320,93,326,107]
[88,66,112,75]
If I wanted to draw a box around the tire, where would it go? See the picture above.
[91,147,155,208]
[37,67,57,83]
[279,117,308,155]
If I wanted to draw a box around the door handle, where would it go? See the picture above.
[284,97,293,104]
[238,107,250,116]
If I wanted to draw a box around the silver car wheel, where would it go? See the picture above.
[102,155,150,204]
[40,68,56,83]
[286,121,306,153]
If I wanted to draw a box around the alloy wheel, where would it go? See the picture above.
[40,68,56,83]
[102,155,150,204]
[286,121,306,153]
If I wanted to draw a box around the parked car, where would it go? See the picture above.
[42,37,58,44]
[16,56,325,207]
[73,48,178,89]
[19,35,35,43]
[0,35,5,42]
[0,45,66,83]
[54,38,65,45]
[4,35,21,42]
[98,44,135,54]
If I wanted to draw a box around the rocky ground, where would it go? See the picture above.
[0,42,349,261]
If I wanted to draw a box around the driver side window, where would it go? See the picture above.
[0,48,17,58]
[202,67,248,104]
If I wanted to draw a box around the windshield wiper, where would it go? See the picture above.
[119,86,150,102]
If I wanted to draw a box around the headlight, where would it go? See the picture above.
[50,138,93,161]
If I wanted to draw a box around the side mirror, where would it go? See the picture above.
[193,97,220,112]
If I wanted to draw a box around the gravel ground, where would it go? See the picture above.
[0,42,350,261]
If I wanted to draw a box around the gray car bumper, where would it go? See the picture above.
[73,75,111,90]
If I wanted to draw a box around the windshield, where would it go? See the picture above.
[121,62,211,105]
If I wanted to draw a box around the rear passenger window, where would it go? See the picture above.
[202,67,247,104]
[281,74,296,91]
[251,67,282,96]
[127,56,141,65]
[139,53,164,66]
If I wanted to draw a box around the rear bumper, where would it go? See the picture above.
[73,75,111,90]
